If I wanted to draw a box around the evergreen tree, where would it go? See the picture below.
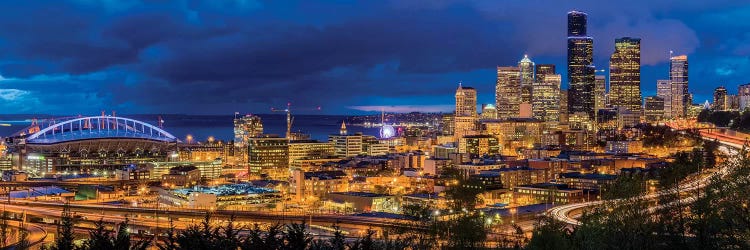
[283,222,312,250]
[49,204,76,250]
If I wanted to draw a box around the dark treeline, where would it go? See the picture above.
[698,109,750,131]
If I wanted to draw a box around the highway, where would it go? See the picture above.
[0,199,424,239]
[549,132,739,226]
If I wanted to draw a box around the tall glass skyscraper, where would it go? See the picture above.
[567,11,595,120]
[656,80,672,118]
[519,55,535,104]
[609,37,642,113]
[670,55,689,118]
[496,66,521,119]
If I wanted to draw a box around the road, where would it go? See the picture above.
[0,199,424,240]
[3,220,47,249]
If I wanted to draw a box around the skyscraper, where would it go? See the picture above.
[739,83,750,110]
[567,11,587,36]
[644,96,665,122]
[670,55,689,118]
[535,64,556,83]
[609,37,642,113]
[455,84,478,140]
[713,86,728,111]
[560,89,569,124]
[594,75,607,114]
[567,11,595,120]
[532,74,561,122]
[656,80,672,118]
[496,66,521,119]
[519,55,535,104]
[234,114,264,145]
[455,84,477,117]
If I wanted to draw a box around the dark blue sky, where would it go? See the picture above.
[0,0,747,115]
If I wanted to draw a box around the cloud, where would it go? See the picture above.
[0,1,743,114]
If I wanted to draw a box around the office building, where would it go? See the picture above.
[519,55,535,104]
[455,84,477,117]
[535,64,556,83]
[248,137,289,178]
[567,11,595,120]
[480,104,497,120]
[496,66,521,119]
[455,84,478,140]
[670,55,689,118]
[594,75,607,114]
[644,96,665,122]
[740,84,750,111]
[328,133,363,158]
[560,89,569,124]
[609,37,642,113]
[234,115,263,145]
[713,86,728,111]
[656,80,672,118]
[440,114,454,135]
[727,94,740,111]
[458,135,501,156]
[288,140,334,168]
[532,74,561,122]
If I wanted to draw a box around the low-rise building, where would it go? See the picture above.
[2,170,27,181]
[557,172,617,191]
[512,183,584,205]
[160,183,280,209]
[162,166,201,188]
[115,165,151,180]
[292,170,349,202]
[606,140,644,154]
[326,192,398,213]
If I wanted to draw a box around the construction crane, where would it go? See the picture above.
[270,103,321,140]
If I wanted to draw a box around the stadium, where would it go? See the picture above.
[7,116,179,175]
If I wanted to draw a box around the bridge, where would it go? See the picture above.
[22,116,178,144]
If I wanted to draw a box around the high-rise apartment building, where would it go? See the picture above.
[670,55,689,118]
[713,86,728,111]
[567,11,595,120]
[496,66,521,119]
[609,37,642,113]
[656,80,672,118]
[532,74,561,122]
[519,55,535,104]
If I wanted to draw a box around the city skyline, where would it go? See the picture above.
[0,1,747,115]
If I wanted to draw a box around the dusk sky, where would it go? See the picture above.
[0,0,748,115]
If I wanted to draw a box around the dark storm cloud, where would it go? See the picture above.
[0,0,747,114]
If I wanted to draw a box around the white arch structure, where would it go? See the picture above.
[25,116,178,144]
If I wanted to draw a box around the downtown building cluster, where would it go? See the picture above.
[0,11,730,223]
